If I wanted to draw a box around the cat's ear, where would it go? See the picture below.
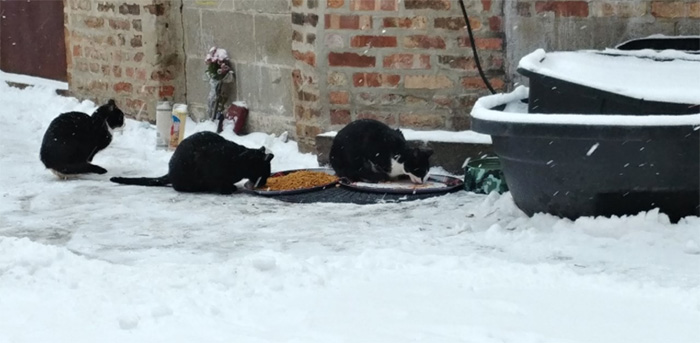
[264,153,274,162]
[107,99,116,110]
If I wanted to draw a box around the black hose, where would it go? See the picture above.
[458,0,496,94]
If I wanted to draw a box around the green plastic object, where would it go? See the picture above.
[464,157,508,194]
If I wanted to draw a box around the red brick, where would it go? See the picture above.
[383,54,431,69]
[357,112,396,125]
[144,3,165,16]
[326,14,372,30]
[404,0,450,10]
[652,2,700,18]
[353,73,400,87]
[97,2,115,12]
[489,16,502,31]
[328,52,375,67]
[380,0,397,11]
[125,67,134,78]
[327,71,348,86]
[460,37,503,50]
[330,109,351,125]
[119,3,140,15]
[330,91,350,105]
[292,0,303,7]
[405,75,453,89]
[482,0,492,11]
[382,16,427,29]
[350,0,375,10]
[461,76,506,90]
[433,96,453,107]
[351,35,397,48]
[399,113,445,129]
[437,56,476,70]
[151,70,174,81]
[72,45,82,57]
[159,86,175,98]
[136,69,147,81]
[434,17,481,31]
[109,18,130,30]
[113,82,133,93]
[133,52,145,63]
[293,50,317,67]
[535,1,589,17]
[328,0,344,8]
[295,107,321,121]
[404,35,446,49]
[130,35,143,48]
[112,66,122,78]
[83,16,104,28]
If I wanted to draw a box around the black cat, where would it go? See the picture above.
[110,131,274,194]
[330,119,433,183]
[40,99,125,177]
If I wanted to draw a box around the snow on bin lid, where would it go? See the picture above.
[518,48,700,105]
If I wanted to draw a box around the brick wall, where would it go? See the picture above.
[64,0,185,121]
[62,0,700,150]
[291,0,505,150]
[506,1,700,81]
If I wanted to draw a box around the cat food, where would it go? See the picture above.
[259,170,338,191]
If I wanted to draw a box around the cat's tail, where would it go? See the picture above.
[110,174,170,187]
[51,162,107,175]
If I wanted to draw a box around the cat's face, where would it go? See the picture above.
[105,99,125,129]
[247,147,274,188]
[403,148,433,183]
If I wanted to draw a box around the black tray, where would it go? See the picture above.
[339,174,464,195]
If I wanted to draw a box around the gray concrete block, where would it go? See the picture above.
[236,63,293,119]
[245,111,296,136]
[182,8,202,56]
[234,0,289,14]
[254,14,293,65]
[186,56,210,105]
[201,11,256,64]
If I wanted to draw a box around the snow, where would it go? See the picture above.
[0,69,68,90]
[320,129,492,144]
[1,82,700,342]
[472,86,700,127]
[518,48,700,105]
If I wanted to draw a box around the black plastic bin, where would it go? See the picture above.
[470,89,700,222]
[518,49,700,116]
[616,36,700,52]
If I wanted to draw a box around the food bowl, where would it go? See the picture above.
[464,157,508,194]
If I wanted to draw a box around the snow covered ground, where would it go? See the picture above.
[0,82,699,343]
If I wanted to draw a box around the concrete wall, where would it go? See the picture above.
[64,0,186,120]
[505,0,700,84]
[182,0,296,135]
